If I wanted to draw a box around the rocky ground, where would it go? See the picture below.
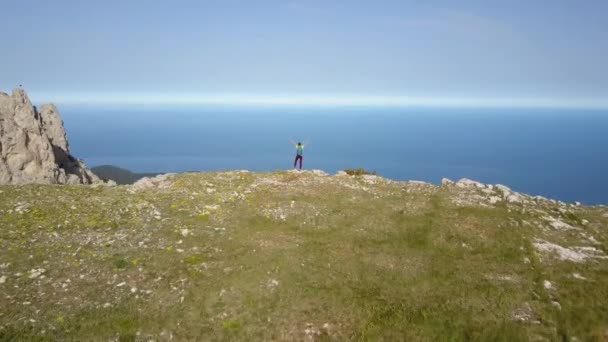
[0,171,607,340]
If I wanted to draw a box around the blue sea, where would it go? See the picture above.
[60,106,608,205]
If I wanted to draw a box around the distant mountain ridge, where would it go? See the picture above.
[91,165,159,185]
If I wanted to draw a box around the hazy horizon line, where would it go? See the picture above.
[28,92,608,110]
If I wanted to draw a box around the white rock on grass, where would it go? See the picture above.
[495,184,512,193]
[543,280,554,290]
[131,173,175,191]
[572,273,587,280]
[543,216,577,230]
[533,240,605,263]
[28,268,45,279]
[506,194,523,203]
[456,178,486,188]
[361,175,378,184]
[512,303,535,322]
[489,196,502,204]
[409,180,431,185]
[267,279,279,290]
[441,178,454,186]
[0,275,6,284]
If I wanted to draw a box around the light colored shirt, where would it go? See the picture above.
[295,145,304,156]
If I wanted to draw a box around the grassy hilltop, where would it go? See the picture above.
[0,171,607,341]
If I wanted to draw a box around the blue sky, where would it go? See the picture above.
[1,0,607,107]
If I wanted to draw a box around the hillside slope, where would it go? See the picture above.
[0,171,607,340]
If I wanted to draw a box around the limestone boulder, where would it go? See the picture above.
[0,88,101,185]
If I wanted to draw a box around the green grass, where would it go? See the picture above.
[0,171,607,340]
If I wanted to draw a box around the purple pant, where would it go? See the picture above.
[294,155,303,169]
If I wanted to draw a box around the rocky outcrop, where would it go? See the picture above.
[0,88,101,185]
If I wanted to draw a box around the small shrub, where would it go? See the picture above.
[113,257,130,269]
[222,320,241,332]
[183,255,204,265]
[344,168,377,176]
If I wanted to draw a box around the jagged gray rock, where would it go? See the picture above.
[0,88,101,185]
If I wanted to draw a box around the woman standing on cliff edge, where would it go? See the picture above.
[290,139,309,170]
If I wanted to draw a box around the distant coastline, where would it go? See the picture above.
[91,165,159,185]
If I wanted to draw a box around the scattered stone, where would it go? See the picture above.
[456,178,486,188]
[361,175,378,185]
[304,323,321,339]
[28,268,46,279]
[506,194,523,203]
[131,173,175,191]
[533,239,605,262]
[495,184,511,193]
[0,275,6,284]
[512,303,535,322]
[310,169,328,176]
[441,178,454,186]
[267,279,279,290]
[572,273,587,280]
[581,233,600,245]
[408,180,431,185]
[489,196,502,204]
[543,280,554,290]
[551,301,562,310]
[543,216,577,230]
[486,274,518,283]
